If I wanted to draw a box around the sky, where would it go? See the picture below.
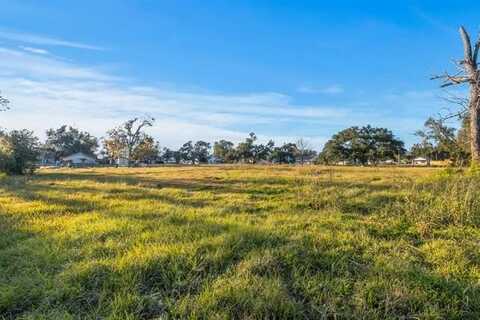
[0,0,477,150]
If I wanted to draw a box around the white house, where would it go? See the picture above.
[412,157,429,166]
[62,152,97,165]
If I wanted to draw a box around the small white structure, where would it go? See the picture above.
[382,159,396,165]
[412,157,428,166]
[116,148,129,167]
[62,152,97,165]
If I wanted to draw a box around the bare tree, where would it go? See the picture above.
[296,138,316,165]
[0,92,9,111]
[432,26,480,162]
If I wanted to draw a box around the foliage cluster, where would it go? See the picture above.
[318,125,405,165]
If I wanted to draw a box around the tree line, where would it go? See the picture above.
[0,117,320,174]
[0,113,473,175]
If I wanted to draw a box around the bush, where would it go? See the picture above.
[0,129,40,174]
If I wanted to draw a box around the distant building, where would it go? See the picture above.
[382,159,396,165]
[412,157,429,166]
[335,160,351,166]
[116,148,129,167]
[62,152,97,166]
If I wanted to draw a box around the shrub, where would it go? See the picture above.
[0,129,40,174]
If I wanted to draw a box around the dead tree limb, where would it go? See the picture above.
[432,26,480,163]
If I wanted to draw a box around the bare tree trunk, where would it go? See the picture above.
[433,26,480,164]
[471,91,480,162]
[460,27,480,163]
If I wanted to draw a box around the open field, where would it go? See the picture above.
[1,166,480,319]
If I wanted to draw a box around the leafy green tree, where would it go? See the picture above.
[161,147,181,164]
[179,141,194,164]
[236,133,274,163]
[415,117,469,166]
[0,129,40,174]
[360,126,405,164]
[409,142,434,165]
[193,141,211,164]
[213,140,236,163]
[45,125,98,160]
[253,140,274,163]
[318,126,404,165]
[270,143,298,164]
[236,132,257,163]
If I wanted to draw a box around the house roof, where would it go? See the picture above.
[62,152,96,161]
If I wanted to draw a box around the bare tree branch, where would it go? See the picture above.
[431,73,470,87]
[432,26,480,162]
[473,33,480,65]
[460,26,473,63]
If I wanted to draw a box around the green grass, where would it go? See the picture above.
[1,165,480,319]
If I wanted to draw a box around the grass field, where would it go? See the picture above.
[1,165,480,319]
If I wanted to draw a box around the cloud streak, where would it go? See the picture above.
[0,29,103,50]
[19,46,49,55]
[0,40,446,149]
[0,47,344,149]
[298,84,344,95]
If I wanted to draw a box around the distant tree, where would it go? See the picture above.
[161,147,181,164]
[179,141,194,164]
[415,117,468,166]
[104,117,155,165]
[45,125,98,160]
[132,135,160,163]
[213,140,236,163]
[318,126,404,165]
[270,143,298,164]
[236,132,274,163]
[193,141,211,164]
[253,139,274,163]
[457,115,471,157]
[296,138,317,165]
[432,26,480,163]
[236,132,257,163]
[410,143,434,166]
[0,92,9,111]
[0,129,40,174]
[103,134,125,164]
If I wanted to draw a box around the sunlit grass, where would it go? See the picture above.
[1,165,479,319]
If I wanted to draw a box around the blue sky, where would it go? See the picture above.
[0,1,477,149]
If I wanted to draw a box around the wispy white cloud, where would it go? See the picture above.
[298,84,344,95]
[0,47,345,149]
[0,29,103,50]
[0,47,113,80]
[410,6,454,34]
[19,46,49,55]
[0,43,445,150]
